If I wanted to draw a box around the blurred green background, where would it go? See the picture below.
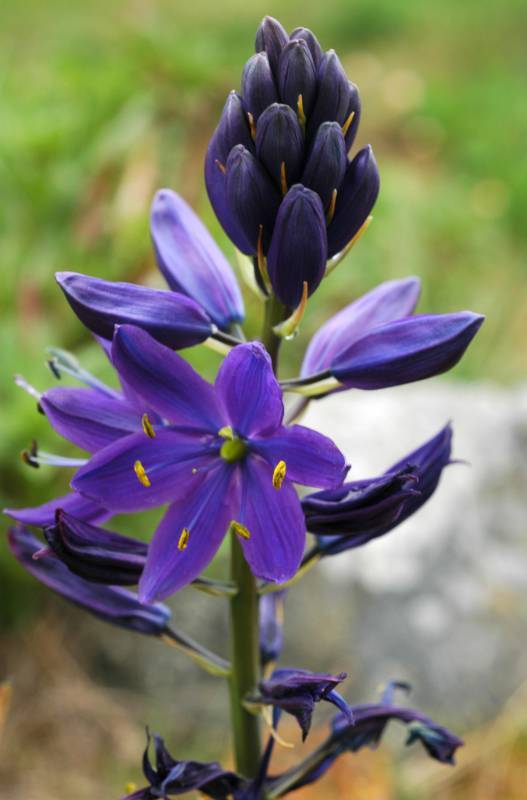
[0,0,526,796]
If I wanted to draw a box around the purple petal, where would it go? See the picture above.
[278,39,317,118]
[40,387,144,453]
[301,277,421,376]
[241,52,278,121]
[71,431,217,512]
[139,465,238,601]
[238,457,305,583]
[56,272,212,348]
[151,189,244,329]
[8,526,170,637]
[215,342,283,437]
[289,27,324,69]
[112,325,221,432]
[255,16,289,76]
[255,103,304,191]
[301,121,347,208]
[4,491,111,527]
[331,312,485,389]
[251,424,347,489]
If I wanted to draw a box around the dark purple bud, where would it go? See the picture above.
[267,185,328,307]
[255,16,289,76]
[278,39,317,118]
[44,510,147,585]
[343,81,361,148]
[301,121,347,208]
[225,145,281,252]
[327,145,380,257]
[331,312,485,389]
[255,104,304,191]
[248,668,352,742]
[241,52,278,121]
[308,50,359,137]
[151,189,244,329]
[56,272,213,349]
[289,27,324,69]
[205,91,255,255]
[259,590,286,667]
[8,526,170,637]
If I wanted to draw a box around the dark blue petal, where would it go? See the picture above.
[278,39,317,118]
[151,189,244,329]
[241,52,278,121]
[255,103,304,192]
[204,91,255,255]
[225,145,281,252]
[267,184,327,306]
[56,272,212,348]
[301,121,347,208]
[289,27,323,69]
[255,16,289,76]
[326,145,380,257]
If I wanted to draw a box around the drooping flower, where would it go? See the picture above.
[122,730,248,800]
[303,423,452,556]
[7,526,170,638]
[206,17,379,307]
[247,668,352,741]
[70,327,347,601]
[259,590,287,667]
[298,277,484,391]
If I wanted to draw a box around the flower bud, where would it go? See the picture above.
[267,185,327,307]
[225,144,281,252]
[241,52,278,121]
[255,15,289,76]
[301,121,347,209]
[308,51,359,138]
[255,103,304,191]
[278,39,317,118]
[289,26,323,69]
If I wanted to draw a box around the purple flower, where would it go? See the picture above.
[259,590,286,667]
[5,491,109,528]
[205,17,379,306]
[303,423,452,555]
[7,525,170,637]
[70,327,347,601]
[122,730,248,799]
[248,668,352,741]
[300,277,484,390]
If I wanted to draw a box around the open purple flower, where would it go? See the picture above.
[303,423,453,555]
[122,730,248,799]
[248,668,352,741]
[70,327,346,601]
[299,277,484,391]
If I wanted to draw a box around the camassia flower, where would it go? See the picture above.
[71,326,347,602]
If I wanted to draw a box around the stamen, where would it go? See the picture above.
[262,705,294,749]
[215,159,227,175]
[124,784,137,796]
[218,425,234,440]
[141,413,156,438]
[230,520,251,540]
[134,460,151,487]
[178,528,190,551]
[297,94,306,129]
[326,188,338,226]
[47,358,62,380]
[272,460,287,489]
[247,111,257,141]
[280,161,288,196]
[341,109,355,138]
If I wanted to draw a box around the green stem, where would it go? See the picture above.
[229,533,261,778]
[261,294,286,371]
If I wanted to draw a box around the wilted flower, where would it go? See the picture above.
[71,327,346,601]
[206,16,379,307]
[259,590,287,667]
[303,423,452,555]
[247,668,352,741]
[299,277,484,391]
[122,729,248,799]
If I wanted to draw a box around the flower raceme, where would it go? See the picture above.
[206,16,380,307]
[70,327,347,602]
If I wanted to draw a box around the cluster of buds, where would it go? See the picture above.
[206,16,379,307]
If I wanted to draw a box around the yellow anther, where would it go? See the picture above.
[230,520,251,540]
[326,188,338,226]
[215,159,226,175]
[218,425,234,440]
[247,111,257,140]
[341,109,355,138]
[280,161,288,196]
[141,413,156,438]
[272,460,287,489]
[297,94,306,128]
[178,528,190,551]
[125,784,137,795]
[134,460,151,487]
